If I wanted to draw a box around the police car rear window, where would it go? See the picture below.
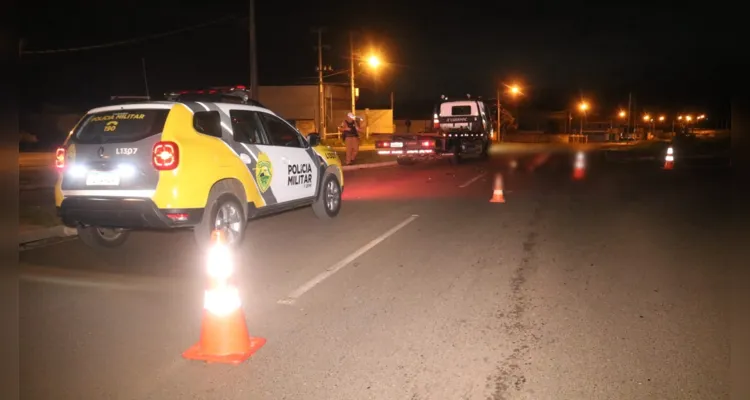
[72,109,169,144]
[451,106,472,116]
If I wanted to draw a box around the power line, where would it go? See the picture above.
[22,14,242,55]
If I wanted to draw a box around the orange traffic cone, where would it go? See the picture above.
[572,151,586,180]
[490,173,505,203]
[663,147,675,170]
[182,230,266,365]
[573,166,585,180]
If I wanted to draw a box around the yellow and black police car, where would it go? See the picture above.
[54,86,344,249]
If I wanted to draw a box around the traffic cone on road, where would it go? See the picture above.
[489,173,506,203]
[182,230,266,365]
[663,146,674,170]
[573,151,586,180]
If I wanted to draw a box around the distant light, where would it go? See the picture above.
[618,110,626,118]
[658,115,665,122]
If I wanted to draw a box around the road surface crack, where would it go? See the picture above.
[486,201,544,400]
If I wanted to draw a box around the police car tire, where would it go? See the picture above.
[313,173,341,219]
[194,191,246,250]
[77,226,130,249]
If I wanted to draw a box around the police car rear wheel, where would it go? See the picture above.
[77,226,130,249]
[313,174,341,219]
[195,194,246,249]
[214,201,244,244]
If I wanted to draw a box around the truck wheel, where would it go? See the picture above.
[313,173,342,219]
[78,226,130,249]
[480,141,490,158]
[397,157,415,166]
[194,192,246,250]
[451,149,464,165]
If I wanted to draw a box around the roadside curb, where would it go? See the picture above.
[19,225,78,245]
[342,161,397,171]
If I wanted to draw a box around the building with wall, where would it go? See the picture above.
[257,84,351,136]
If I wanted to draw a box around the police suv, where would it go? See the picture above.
[54,86,344,249]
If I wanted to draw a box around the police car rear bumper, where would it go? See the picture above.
[58,197,204,229]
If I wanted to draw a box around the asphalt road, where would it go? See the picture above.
[19,150,731,400]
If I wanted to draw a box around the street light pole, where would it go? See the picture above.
[349,31,356,116]
[626,92,632,135]
[248,0,259,101]
[315,28,325,136]
[496,87,502,142]
[579,109,587,135]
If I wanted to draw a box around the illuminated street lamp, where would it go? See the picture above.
[496,83,524,142]
[367,54,381,69]
[697,114,706,120]
[643,114,650,122]
[677,115,683,120]
[578,101,589,134]
[658,115,665,122]
[618,110,626,118]
[685,115,692,122]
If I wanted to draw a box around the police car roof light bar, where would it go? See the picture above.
[165,86,265,108]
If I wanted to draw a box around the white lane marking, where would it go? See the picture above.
[20,265,192,292]
[278,214,420,305]
[458,172,487,188]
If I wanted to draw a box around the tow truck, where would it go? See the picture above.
[375,95,492,165]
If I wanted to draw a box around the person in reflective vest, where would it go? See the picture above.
[338,112,361,165]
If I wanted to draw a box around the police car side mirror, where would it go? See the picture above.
[307,133,321,147]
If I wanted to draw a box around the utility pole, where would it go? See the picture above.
[626,91,632,136]
[580,111,585,135]
[349,31,356,116]
[390,91,394,110]
[496,87,502,142]
[249,0,259,101]
[313,27,326,136]
[141,57,150,100]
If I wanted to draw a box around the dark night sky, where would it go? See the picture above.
[20,1,743,119]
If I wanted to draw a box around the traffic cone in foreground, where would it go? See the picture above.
[183,230,266,365]
[573,151,586,180]
[663,146,674,170]
[490,173,505,203]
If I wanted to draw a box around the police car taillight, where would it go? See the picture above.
[55,147,66,170]
[152,141,179,171]
[421,140,434,147]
